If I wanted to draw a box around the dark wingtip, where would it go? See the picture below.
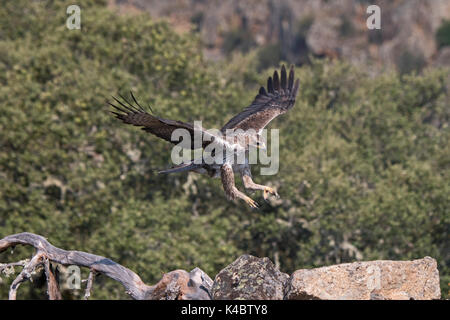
[280,65,287,91]
[288,65,294,90]
[107,100,127,114]
[129,90,146,113]
[118,93,142,113]
[259,86,267,95]
[111,95,137,114]
[108,92,155,117]
[273,70,280,92]
[267,77,274,93]
[109,111,127,123]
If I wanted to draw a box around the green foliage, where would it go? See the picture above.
[339,15,355,37]
[257,44,282,71]
[222,29,255,55]
[0,1,449,299]
[190,12,204,32]
[296,16,314,38]
[396,50,427,75]
[436,19,450,48]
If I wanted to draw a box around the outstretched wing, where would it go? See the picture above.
[221,65,299,133]
[109,93,216,149]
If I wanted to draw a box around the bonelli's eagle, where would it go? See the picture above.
[110,65,299,208]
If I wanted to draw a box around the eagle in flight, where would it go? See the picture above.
[110,65,299,208]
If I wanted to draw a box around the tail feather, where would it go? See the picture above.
[158,162,199,174]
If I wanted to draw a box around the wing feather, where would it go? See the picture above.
[110,93,216,149]
[221,65,299,132]
[288,66,294,91]
[280,65,287,92]
[267,77,274,94]
[273,70,280,92]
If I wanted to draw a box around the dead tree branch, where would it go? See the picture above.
[0,232,212,300]
[0,259,29,273]
[83,269,96,300]
[44,257,62,300]
[9,252,44,300]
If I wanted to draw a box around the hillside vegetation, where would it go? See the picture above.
[0,1,448,299]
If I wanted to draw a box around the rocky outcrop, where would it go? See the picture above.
[285,257,441,300]
[169,255,440,300]
[212,255,289,300]
[111,0,450,70]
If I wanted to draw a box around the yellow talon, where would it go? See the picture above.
[244,196,259,209]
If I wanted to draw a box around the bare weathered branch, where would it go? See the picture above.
[0,233,151,300]
[0,259,29,273]
[44,258,62,300]
[9,252,44,300]
[83,269,96,300]
[0,232,212,300]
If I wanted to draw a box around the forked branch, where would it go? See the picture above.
[0,232,212,300]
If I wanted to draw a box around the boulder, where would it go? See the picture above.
[285,257,441,300]
[212,254,289,300]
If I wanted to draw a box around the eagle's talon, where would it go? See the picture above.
[264,187,279,201]
[244,196,259,209]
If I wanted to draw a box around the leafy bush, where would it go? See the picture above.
[257,44,282,71]
[436,20,450,48]
[222,29,255,54]
[396,49,427,74]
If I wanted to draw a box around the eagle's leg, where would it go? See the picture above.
[241,168,280,201]
[221,164,259,209]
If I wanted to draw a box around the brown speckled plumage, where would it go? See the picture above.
[110,65,299,207]
[221,65,299,133]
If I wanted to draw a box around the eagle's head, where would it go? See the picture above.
[248,134,266,150]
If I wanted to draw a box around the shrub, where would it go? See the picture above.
[436,20,450,48]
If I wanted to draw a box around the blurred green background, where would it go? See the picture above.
[0,0,448,299]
